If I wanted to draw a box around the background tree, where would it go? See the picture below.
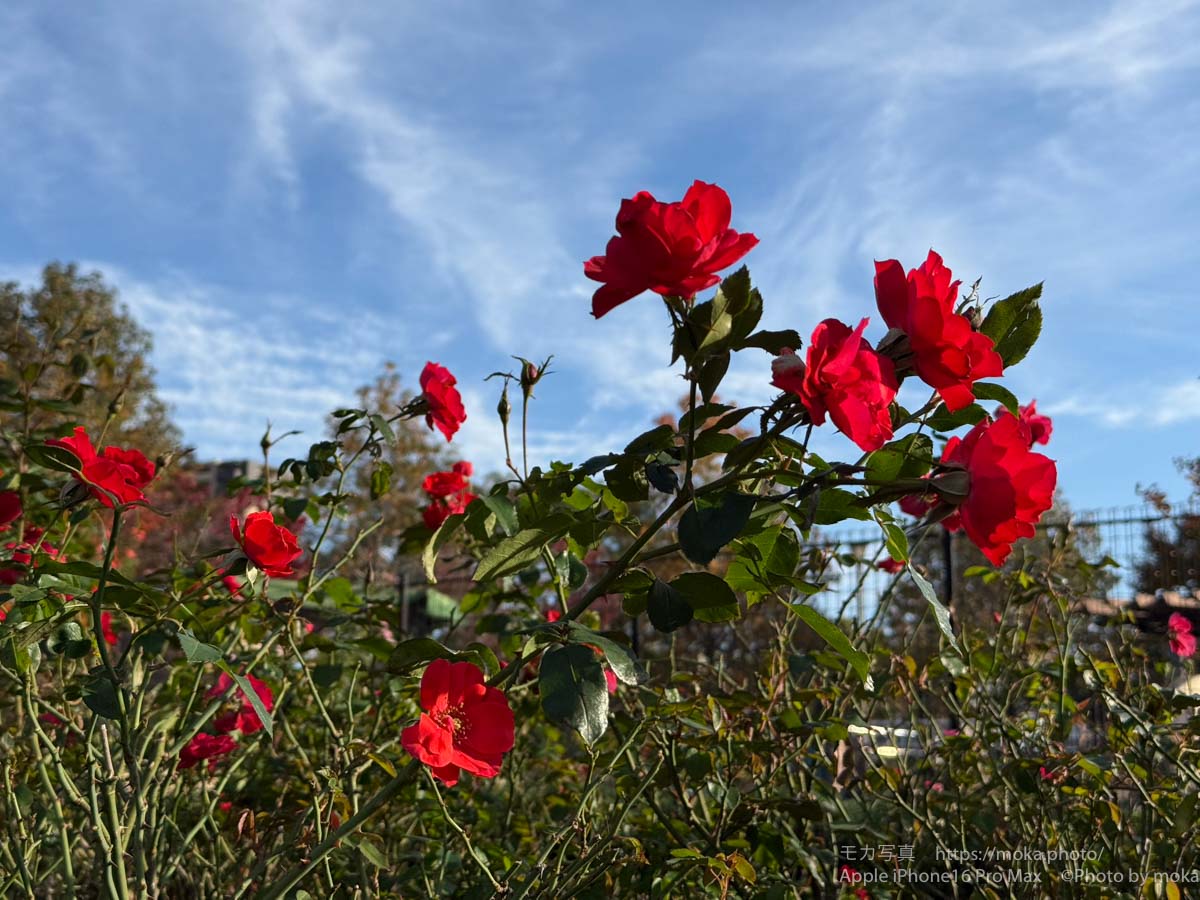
[1137,456,1200,593]
[0,262,179,457]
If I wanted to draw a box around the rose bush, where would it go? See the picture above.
[0,180,1191,899]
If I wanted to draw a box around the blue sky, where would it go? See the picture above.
[1,1,1197,512]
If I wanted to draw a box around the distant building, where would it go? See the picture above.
[186,460,264,496]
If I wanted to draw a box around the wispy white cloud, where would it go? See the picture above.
[1047,378,1200,429]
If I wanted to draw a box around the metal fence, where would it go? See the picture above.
[806,503,1200,620]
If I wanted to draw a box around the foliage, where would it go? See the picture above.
[0,188,1193,900]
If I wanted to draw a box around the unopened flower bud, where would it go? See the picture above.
[497,383,511,427]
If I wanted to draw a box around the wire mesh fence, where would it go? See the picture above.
[805,502,1200,620]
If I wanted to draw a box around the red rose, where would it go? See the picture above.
[422,492,477,530]
[0,492,21,531]
[422,469,469,498]
[100,611,118,646]
[774,318,898,452]
[877,557,904,574]
[46,427,157,507]
[0,528,62,585]
[874,251,1003,411]
[222,575,243,598]
[1169,613,1196,658]
[230,511,302,577]
[178,732,238,771]
[421,464,477,530]
[939,414,1056,566]
[584,181,759,318]
[420,362,467,442]
[1010,399,1052,447]
[769,348,805,395]
[400,658,515,787]
[206,672,274,735]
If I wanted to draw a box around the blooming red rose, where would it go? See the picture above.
[423,469,469,498]
[230,511,302,577]
[1017,400,1056,448]
[0,492,21,531]
[178,732,238,771]
[939,414,1056,566]
[401,658,515,787]
[874,251,1003,411]
[774,318,898,452]
[1169,613,1196,658]
[420,362,467,442]
[421,463,477,530]
[206,672,274,735]
[46,427,157,507]
[584,181,759,318]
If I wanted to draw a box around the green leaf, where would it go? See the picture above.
[697,351,730,405]
[980,282,1042,341]
[47,622,90,659]
[717,266,752,316]
[472,514,573,582]
[787,604,872,689]
[282,496,310,522]
[971,382,1020,416]
[677,492,756,564]
[645,462,679,495]
[926,403,986,433]
[387,638,455,674]
[355,836,388,869]
[865,434,935,483]
[565,622,644,685]
[811,488,872,526]
[480,494,519,537]
[369,462,393,499]
[624,424,676,455]
[670,572,739,623]
[740,329,802,354]
[178,630,223,664]
[81,673,121,719]
[24,443,83,475]
[980,283,1043,368]
[227,667,274,738]
[647,579,693,633]
[995,304,1042,368]
[909,566,959,651]
[422,512,464,582]
[369,414,395,445]
[604,460,649,502]
[540,644,610,745]
[881,523,909,562]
